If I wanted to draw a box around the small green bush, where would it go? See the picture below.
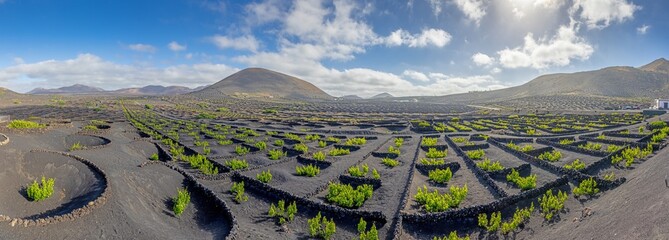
[273,139,284,146]
[296,164,320,177]
[426,148,447,158]
[328,148,350,156]
[218,139,233,145]
[466,149,485,160]
[326,183,373,208]
[394,138,404,147]
[452,137,467,143]
[312,151,327,161]
[326,136,340,143]
[538,150,562,162]
[26,176,55,201]
[348,164,369,177]
[255,141,267,150]
[69,142,84,151]
[420,158,444,165]
[371,169,380,180]
[476,158,504,172]
[294,143,309,154]
[602,172,616,181]
[559,139,575,145]
[605,144,622,153]
[506,169,536,190]
[573,178,599,197]
[235,145,250,155]
[539,189,568,220]
[381,158,399,167]
[318,141,327,148]
[230,181,249,203]
[421,137,438,147]
[478,211,501,232]
[345,137,367,146]
[172,188,191,216]
[357,218,379,240]
[501,203,534,235]
[225,159,248,170]
[256,170,272,183]
[649,121,668,130]
[433,231,470,240]
[149,153,159,161]
[388,146,401,155]
[268,149,286,160]
[563,159,585,170]
[428,168,452,184]
[308,212,336,240]
[268,200,297,225]
[414,185,467,212]
[578,142,602,151]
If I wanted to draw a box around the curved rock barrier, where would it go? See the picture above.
[296,155,332,169]
[390,136,422,240]
[415,162,461,175]
[68,134,113,151]
[446,136,508,199]
[339,175,382,189]
[536,138,608,157]
[402,176,568,224]
[0,150,110,228]
[232,172,387,224]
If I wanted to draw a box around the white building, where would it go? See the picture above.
[655,99,669,109]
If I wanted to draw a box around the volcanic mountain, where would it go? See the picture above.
[28,84,105,94]
[370,92,394,99]
[424,58,669,103]
[190,68,332,99]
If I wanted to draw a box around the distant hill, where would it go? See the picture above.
[28,84,105,94]
[113,85,193,95]
[370,92,394,99]
[190,68,332,100]
[423,58,669,104]
[0,87,20,98]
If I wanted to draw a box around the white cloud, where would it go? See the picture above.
[472,53,494,66]
[534,0,566,9]
[0,54,238,93]
[637,24,650,35]
[168,41,186,52]
[428,0,443,17]
[453,0,487,25]
[497,24,593,69]
[491,67,502,74]
[385,29,452,48]
[245,0,283,24]
[570,0,640,29]
[128,44,156,53]
[210,35,260,52]
[403,70,430,82]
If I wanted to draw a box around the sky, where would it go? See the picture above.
[0,0,667,97]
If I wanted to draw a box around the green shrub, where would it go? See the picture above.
[478,211,501,232]
[388,146,401,155]
[172,188,190,216]
[602,172,616,181]
[381,158,399,167]
[308,212,336,240]
[196,112,216,119]
[273,139,284,146]
[218,139,233,145]
[414,185,468,212]
[452,137,467,143]
[144,104,154,109]
[506,142,534,152]
[230,181,249,203]
[539,189,568,220]
[296,164,320,177]
[573,178,599,197]
[83,125,98,130]
[235,145,250,155]
[305,134,321,142]
[182,154,219,175]
[428,168,452,184]
[149,153,159,161]
[500,203,534,235]
[69,142,84,151]
[326,183,373,208]
[421,137,438,147]
[578,142,602,151]
[345,137,367,146]
[611,146,652,167]
[328,148,350,156]
[26,176,55,201]
[312,151,326,161]
[538,150,562,162]
[649,121,668,130]
[256,170,272,183]
[476,158,504,172]
[563,159,585,170]
[426,148,447,158]
[225,159,248,170]
[371,169,380,180]
[433,231,470,240]
[326,136,340,143]
[255,141,267,150]
[194,140,209,147]
[284,133,302,142]
[318,141,327,148]
[559,139,575,145]
[420,158,444,165]
[348,164,369,177]
[394,138,404,147]
[268,200,297,225]
[466,149,485,160]
[268,149,287,160]
[605,144,622,153]
[357,218,379,240]
[506,169,536,190]
[294,143,309,154]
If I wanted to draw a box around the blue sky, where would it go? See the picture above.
[0,0,666,97]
